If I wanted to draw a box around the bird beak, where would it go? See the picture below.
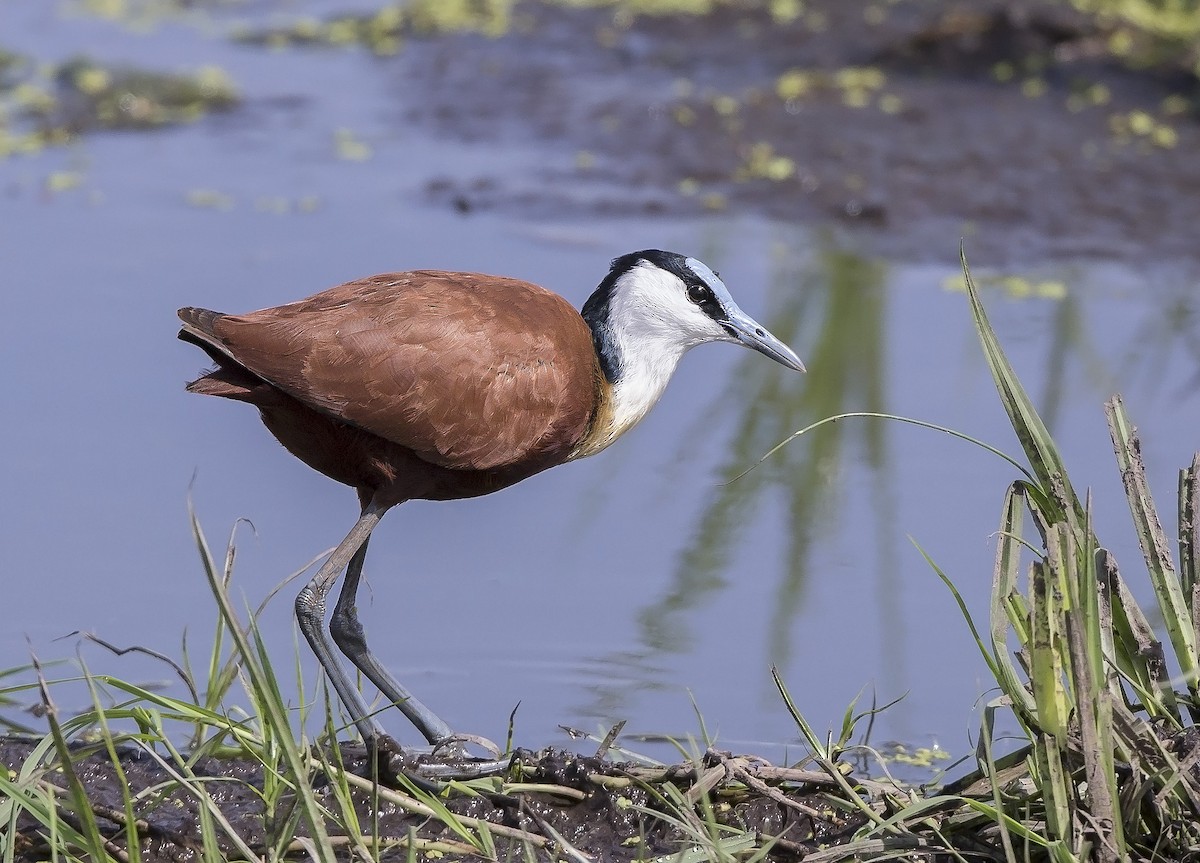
[721,309,806,372]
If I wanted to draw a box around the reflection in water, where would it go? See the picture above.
[1039,292,1080,435]
[577,235,893,723]
[1126,284,1200,399]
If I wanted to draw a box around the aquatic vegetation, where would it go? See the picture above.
[68,0,241,29]
[775,65,901,112]
[332,127,372,161]
[1108,108,1180,148]
[232,0,512,55]
[53,59,238,129]
[0,53,238,160]
[1071,0,1200,41]
[736,141,796,182]
[943,271,1069,301]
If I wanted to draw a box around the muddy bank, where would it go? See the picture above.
[1,735,864,862]
[369,0,1200,264]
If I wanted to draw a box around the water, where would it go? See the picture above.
[2,0,1198,769]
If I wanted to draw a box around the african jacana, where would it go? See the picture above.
[179,249,804,757]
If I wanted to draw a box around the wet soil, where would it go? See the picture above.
[388,0,1200,264]
[1,736,865,862]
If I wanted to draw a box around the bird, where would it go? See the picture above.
[178,249,804,760]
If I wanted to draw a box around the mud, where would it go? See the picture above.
[1,736,864,861]
[383,0,1200,264]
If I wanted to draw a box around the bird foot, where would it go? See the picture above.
[417,732,510,779]
[374,732,511,782]
[413,754,513,781]
[431,731,502,760]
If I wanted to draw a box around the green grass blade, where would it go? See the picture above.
[1105,560,1180,720]
[913,540,1002,685]
[1030,733,1073,844]
[738,411,1033,485]
[978,704,1018,863]
[30,654,117,862]
[1106,395,1198,697]
[1180,456,1200,677]
[1179,456,1199,604]
[0,769,102,863]
[1028,558,1069,743]
[188,502,337,863]
[1063,499,1123,859]
[960,248,1080,524]
[990,483,1038,725]
[78,657,142,863]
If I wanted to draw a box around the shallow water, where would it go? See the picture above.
[2,0,1198,768]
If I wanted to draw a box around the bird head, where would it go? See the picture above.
[582,250,805,381]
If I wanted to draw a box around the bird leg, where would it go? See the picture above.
[329,531,456,747]
[299,500,509,778]
[295,501,392,749]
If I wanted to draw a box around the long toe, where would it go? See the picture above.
[431,731,502,760]
[411,754,514,781]
[385,736,513,782]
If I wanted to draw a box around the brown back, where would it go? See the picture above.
[195,271,602,474]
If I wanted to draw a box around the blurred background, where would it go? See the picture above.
[2,0,1199,771]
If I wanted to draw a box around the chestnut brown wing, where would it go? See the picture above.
[207,271,600,472]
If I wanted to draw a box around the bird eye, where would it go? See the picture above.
[687,283,714,305]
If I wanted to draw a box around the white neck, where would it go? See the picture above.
[572,264,703,459]
[570,330,687,461]
[607,325,688,440]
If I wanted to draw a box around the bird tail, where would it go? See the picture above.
[178,307,268,402]
[178,306,224,339]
